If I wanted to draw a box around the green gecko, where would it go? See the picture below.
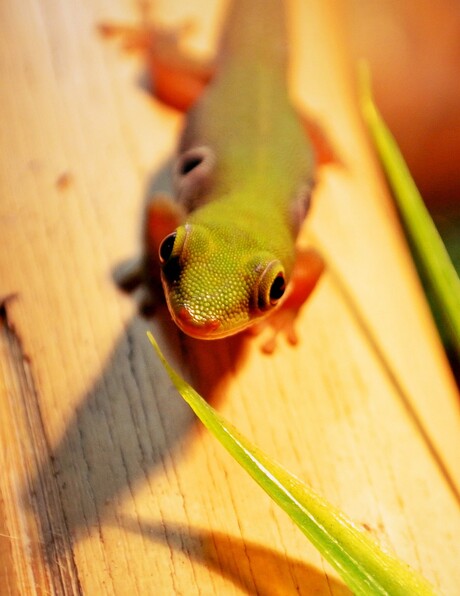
[110,0,328,346]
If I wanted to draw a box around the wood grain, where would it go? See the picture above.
[1,0,459,594]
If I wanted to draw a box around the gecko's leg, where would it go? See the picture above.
[115,193,186,315]
[299,111,341,166]
[257,248,325,353]
[99,18,215,111]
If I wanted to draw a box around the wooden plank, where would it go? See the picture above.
[1,0,459,594]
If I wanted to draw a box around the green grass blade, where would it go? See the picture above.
[148,332,437,595]
[359,66,460,362]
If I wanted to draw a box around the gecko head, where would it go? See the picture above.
[158,223,287,339]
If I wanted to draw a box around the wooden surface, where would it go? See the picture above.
[1,0,460,594]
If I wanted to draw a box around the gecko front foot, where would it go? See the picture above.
[253,248,325,353]
[114,192,186,317]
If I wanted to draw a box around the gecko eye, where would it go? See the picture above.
[269,274,286,302]
[159,232,177,264]
[158,226,190,284]
[254,260,286,311]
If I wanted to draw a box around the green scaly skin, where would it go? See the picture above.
[157,0,315,338]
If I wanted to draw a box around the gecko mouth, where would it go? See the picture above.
[173,306,222,339]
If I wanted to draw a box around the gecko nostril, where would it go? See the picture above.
[180,155,203,175]
[174,146,216,209]
[176,146,215,179]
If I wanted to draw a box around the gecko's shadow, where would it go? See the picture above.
[25,318,244,559]
[117,516,351,595]
[23,161,249,577]
[24,317,248,577]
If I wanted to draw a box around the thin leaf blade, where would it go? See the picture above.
[359,65,460,362]
[148,332,437,595]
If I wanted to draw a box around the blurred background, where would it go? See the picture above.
[342,0,460,270]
